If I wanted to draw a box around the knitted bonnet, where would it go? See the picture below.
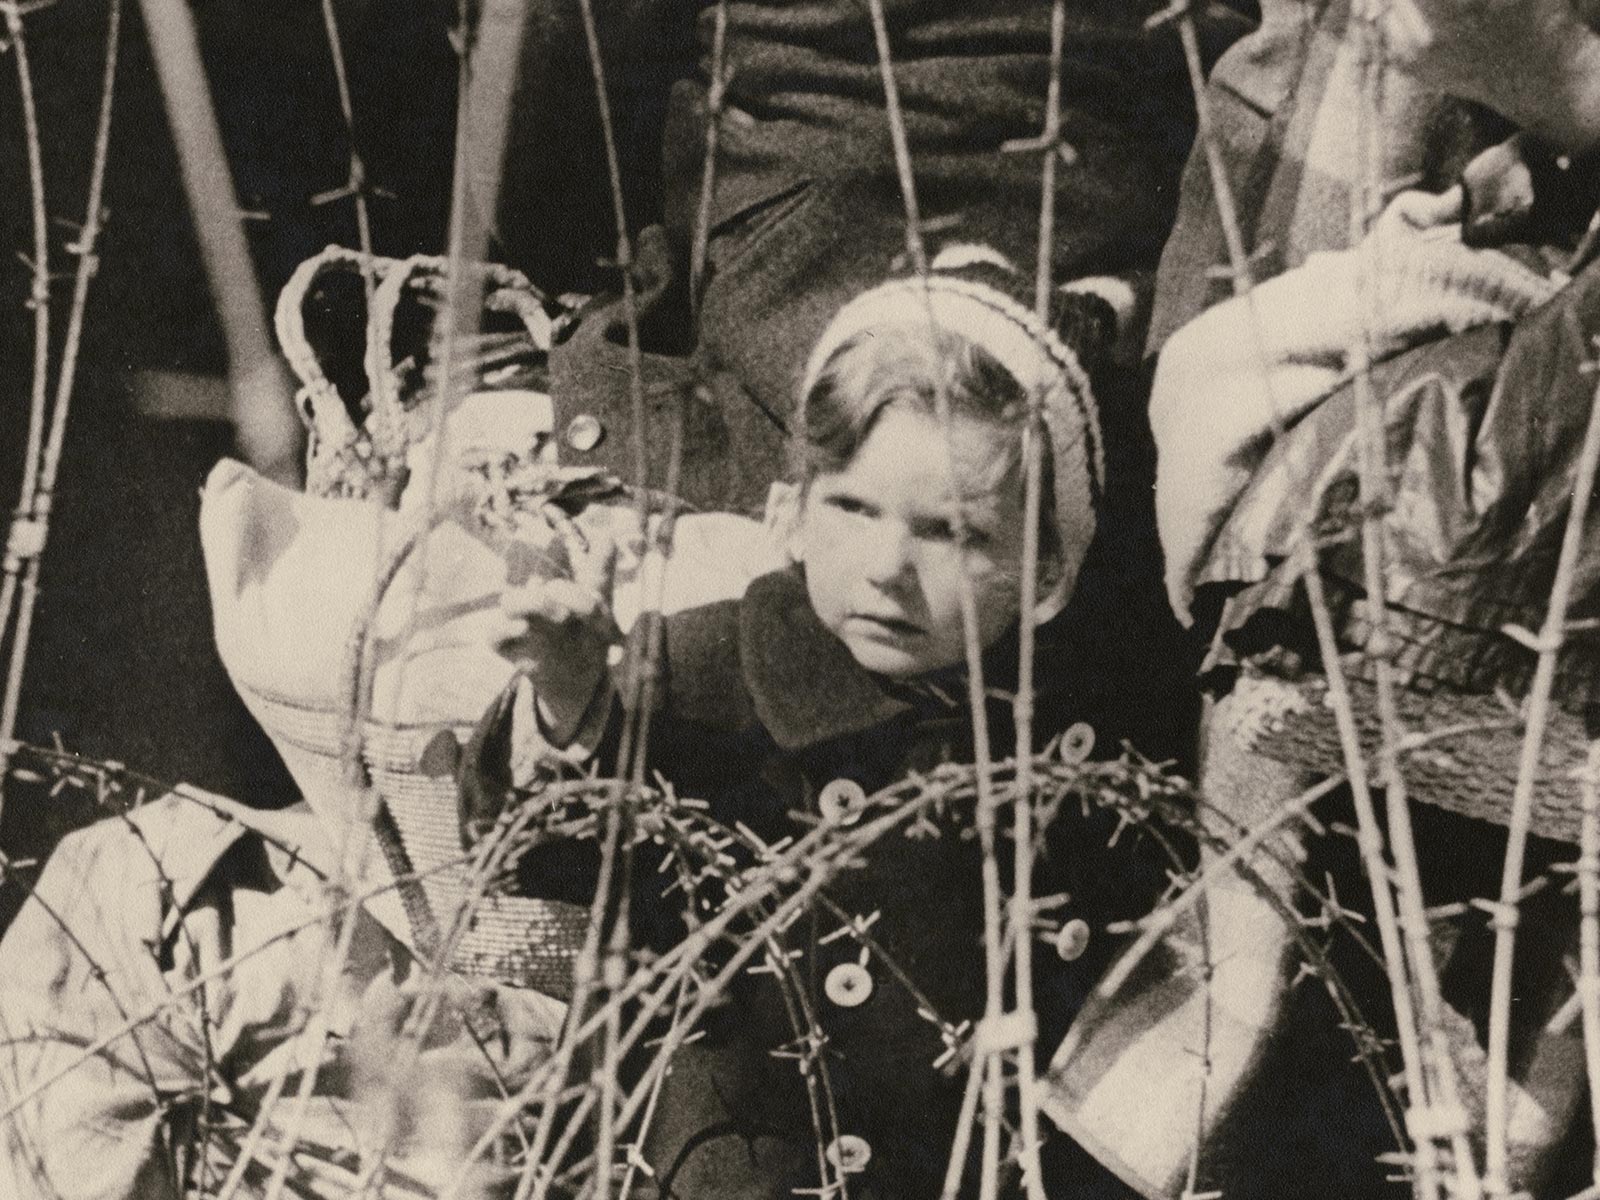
[798,245,1106,623]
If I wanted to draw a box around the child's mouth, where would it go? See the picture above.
[848,612,923,638]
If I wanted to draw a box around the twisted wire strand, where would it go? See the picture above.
[858,5,1014,1196]
[274,25,547,1179]
[524,0,703,1192]
[458,1,680,1191]
[0,0,122,833]
[370,0,534,783]
[0,0,55,827]
[1578,739,1600,1190]
[2,0,50,547]
[3,736,1420,1142]
[445,800,878,1197]
[1341,10,1481,1195]
[537,909,842,1200]
[285,8,533,1195]
[103,802,243,1190]
[1482,331,1600,1194]
[1,727,1417,1199]
[687,0,729,318]
[1009,4,1067,1194]
[0,843,168,1115]
[0,842,472,1131]
[1155,1,1464,1190]
[512,0,647,1185]
[314,0,380,359]
[0,4,1516,1195]
[438,763,1020,1194]
[242,518,434,1200]
[33,0,121,551]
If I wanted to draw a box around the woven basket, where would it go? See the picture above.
[273,246,557,500]
[1236,671,1590,844]
[237,684,589,997]
[201,247,788,994]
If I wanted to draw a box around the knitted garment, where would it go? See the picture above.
[1186,288,1600,840]
[797,248,1104,621]
[1150,183,1558,624]
[1172,136,1600,839]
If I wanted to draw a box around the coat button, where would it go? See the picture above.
[564,413,604,452]
[818,778,867,825]
[1055,918,1091,962]
[1059,721,1095,764]
[824,962,873,1007]
[825,1134,872,1175]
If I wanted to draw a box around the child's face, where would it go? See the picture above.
[797,406,1029,678]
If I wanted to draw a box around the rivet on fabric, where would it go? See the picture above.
[1055,918,1091,962]
[818,778,867,825]
[824,962,873,1007]
[826,1134,872,1175]
[564,413,604,452]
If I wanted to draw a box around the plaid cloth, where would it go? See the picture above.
[1146,0,1481,359]
[1048,7,1590,1197]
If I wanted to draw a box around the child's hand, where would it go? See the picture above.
[489,550,620,745]
[494,573,618,661]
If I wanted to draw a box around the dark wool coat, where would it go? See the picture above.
[543,1,1252,513]
[599,568,1175,1200]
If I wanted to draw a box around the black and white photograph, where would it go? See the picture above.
[2,1,1599,1197]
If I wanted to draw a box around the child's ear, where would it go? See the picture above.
[763,480,805,564]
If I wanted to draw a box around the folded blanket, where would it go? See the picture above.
[1150,185,1556,624]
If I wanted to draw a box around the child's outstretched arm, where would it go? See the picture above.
[488,568,619,749]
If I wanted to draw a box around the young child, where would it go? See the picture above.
[491,258,1169,1200]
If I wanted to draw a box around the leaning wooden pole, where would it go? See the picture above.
[135,0,298,482]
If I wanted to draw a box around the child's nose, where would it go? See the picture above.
[861,523,915,586]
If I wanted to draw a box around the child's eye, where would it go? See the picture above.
[960,526,994,549]
[955,524,996,551]
[911,515,983,545]
[824,494,875,518]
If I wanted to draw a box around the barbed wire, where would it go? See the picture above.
[2,696,1492,1200]
[9,2,1600,1198]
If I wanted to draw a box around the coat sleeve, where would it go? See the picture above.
[0,795,337,1200]
[0,796,250,1199]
